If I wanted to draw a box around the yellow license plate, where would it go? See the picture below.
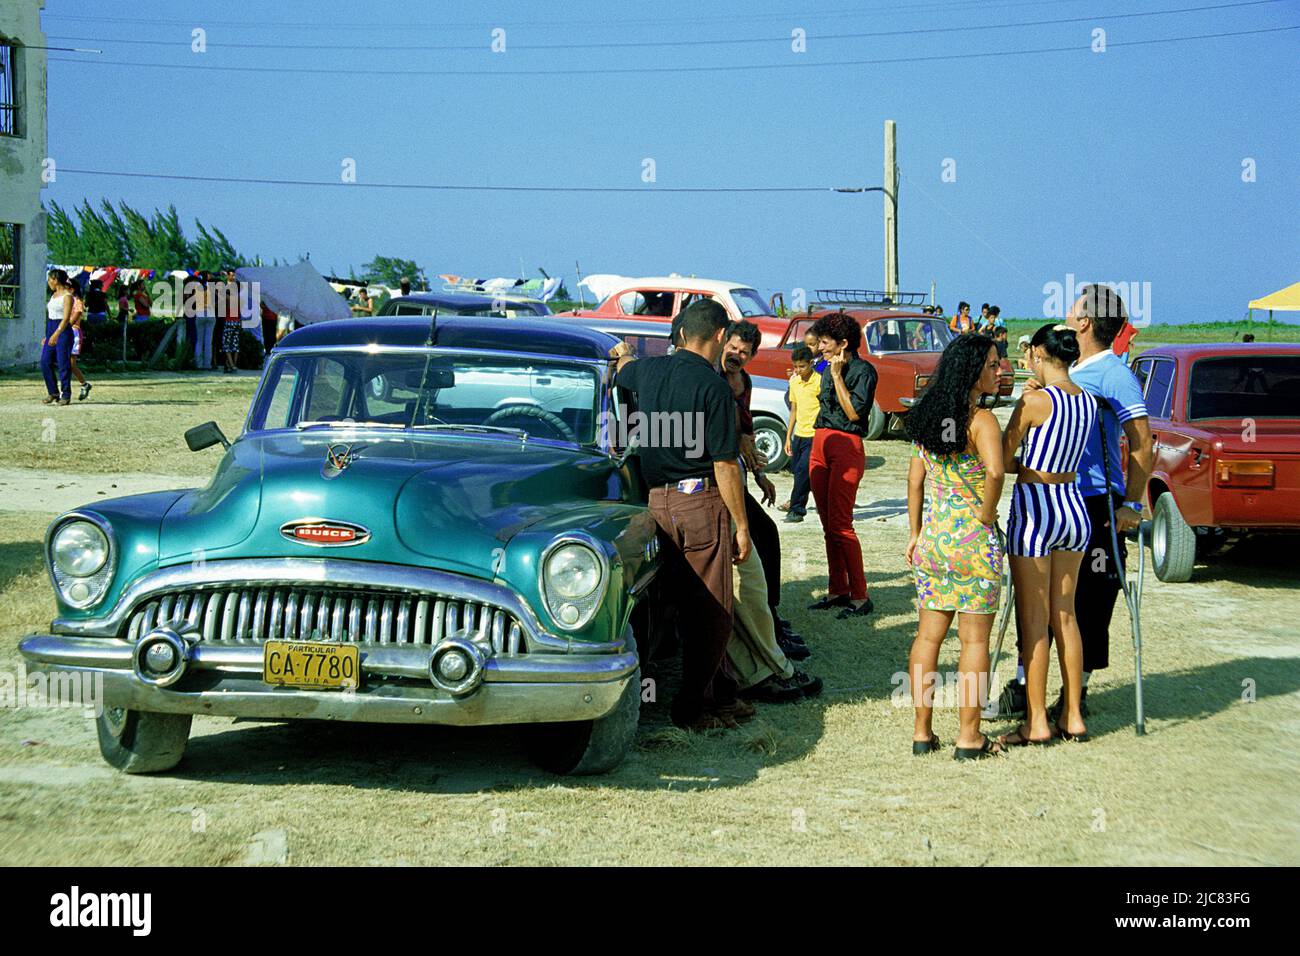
[263,641,360,690]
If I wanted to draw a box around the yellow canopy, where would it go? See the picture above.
[1249,281,1300,312]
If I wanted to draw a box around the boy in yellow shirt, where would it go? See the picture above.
[782,344,822,523]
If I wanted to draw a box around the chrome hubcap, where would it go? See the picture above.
[754,429,781,464]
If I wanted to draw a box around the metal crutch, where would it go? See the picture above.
[1096,398,1147,736]
[984,526,1015,718]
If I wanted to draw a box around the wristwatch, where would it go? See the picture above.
[1123,500,1144,515]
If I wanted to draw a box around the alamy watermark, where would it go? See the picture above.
[1043,272,1151,326]
[1,662,104,718]
[599,405,707,459]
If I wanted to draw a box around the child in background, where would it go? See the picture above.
[68,286,92,400]
[781,343,822,523]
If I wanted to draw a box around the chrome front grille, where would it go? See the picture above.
[124,587,527,655]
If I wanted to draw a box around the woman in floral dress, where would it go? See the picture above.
[904,334,1006,759]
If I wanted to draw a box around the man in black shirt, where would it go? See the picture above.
[612,299,752,730]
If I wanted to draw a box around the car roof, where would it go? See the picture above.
[555,316,673,337]
[611,277,756,296]
[792,308,937,323]
[278,316,619,360]
[1137,342,1300,359]
[385,291,549,311]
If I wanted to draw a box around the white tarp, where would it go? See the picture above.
[235,260,352,325]
[578,274,632,303]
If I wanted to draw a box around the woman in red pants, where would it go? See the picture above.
[807,312,878,620]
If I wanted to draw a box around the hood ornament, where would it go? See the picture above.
[322,443,359,479]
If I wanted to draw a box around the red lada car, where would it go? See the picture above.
[1132,343,1300,582]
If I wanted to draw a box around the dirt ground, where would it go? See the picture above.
[0,372,1297,866]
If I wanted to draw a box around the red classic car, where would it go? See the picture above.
[557,276,788,345]
[746,306,1015,440]
[1132,343,1300,582]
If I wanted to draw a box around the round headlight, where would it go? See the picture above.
[545,544,601,600]
[52,521,109,577]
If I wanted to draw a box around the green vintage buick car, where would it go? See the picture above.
[20,316,660,775]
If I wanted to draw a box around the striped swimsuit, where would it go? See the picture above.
[1006,385,1098,558]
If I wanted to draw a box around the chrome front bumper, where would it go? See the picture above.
[19,634,639,726]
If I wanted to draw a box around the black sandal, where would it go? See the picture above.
[912,734,941,756]
[954,735,1005,760]
[998,725,1057,748]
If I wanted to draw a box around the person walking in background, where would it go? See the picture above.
[179,273,200,365]
[781,343,821,524]
[904,333,1005,758]
[219,270,243,373]
[992,326,1010,360]
[115,284,130,324]
[609,299,753,731]
[84,279,108,324]
[67,284,91,401]
[260,299,278,361]
[352,288,374,316]
[949,301,975,335]
[803,329,828,373]
[1000,324,1097,746]
[41,270,76,406]
[132,281,152,321]
[195,273,219,370]
[807,312,877,621]
[978,303,992,332]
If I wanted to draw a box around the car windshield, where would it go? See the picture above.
[730,288,771,318]
[864,319,953,353]
[248,350,602,445]
[1188,355,1300,420]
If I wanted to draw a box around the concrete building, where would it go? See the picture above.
[0,0,47,368]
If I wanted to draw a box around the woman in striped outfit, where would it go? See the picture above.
[1001,323,1097,746]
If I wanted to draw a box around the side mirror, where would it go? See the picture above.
[185,421,230,452]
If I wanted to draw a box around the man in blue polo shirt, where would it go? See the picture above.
[1059,284,1154,718]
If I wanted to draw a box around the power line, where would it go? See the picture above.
[37,0,1091,32]
[53,168,852,193]
[46,24,1300,77]
[45,1,1285,52]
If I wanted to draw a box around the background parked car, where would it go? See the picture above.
[379,291,553,318]
[1132,343,1300,581]
[557,315,794,471]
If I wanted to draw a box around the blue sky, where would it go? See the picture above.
[40,0,1300,323]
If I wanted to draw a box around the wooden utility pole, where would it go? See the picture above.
[883,120,899,300]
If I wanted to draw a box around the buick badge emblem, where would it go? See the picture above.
[280,519,371,547]
[322,443,358,479]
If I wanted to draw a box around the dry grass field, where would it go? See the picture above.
[0,371,1297,865]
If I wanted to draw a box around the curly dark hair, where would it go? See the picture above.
[905,333,997,454]
[808,311,861,354]
[725,319,761,352]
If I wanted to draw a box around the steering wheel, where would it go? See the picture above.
[482,404,576,442]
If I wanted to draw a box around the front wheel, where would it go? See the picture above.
[96,707,192,773]
[863,402,887,441]
[1152,491,1196,582]
[752,416,789,473]
[525,639,640,775]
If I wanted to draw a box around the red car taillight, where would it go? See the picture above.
[1215,459,1274,488]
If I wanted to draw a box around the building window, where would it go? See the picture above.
[0,223,19,320]
[0,41,18,136]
